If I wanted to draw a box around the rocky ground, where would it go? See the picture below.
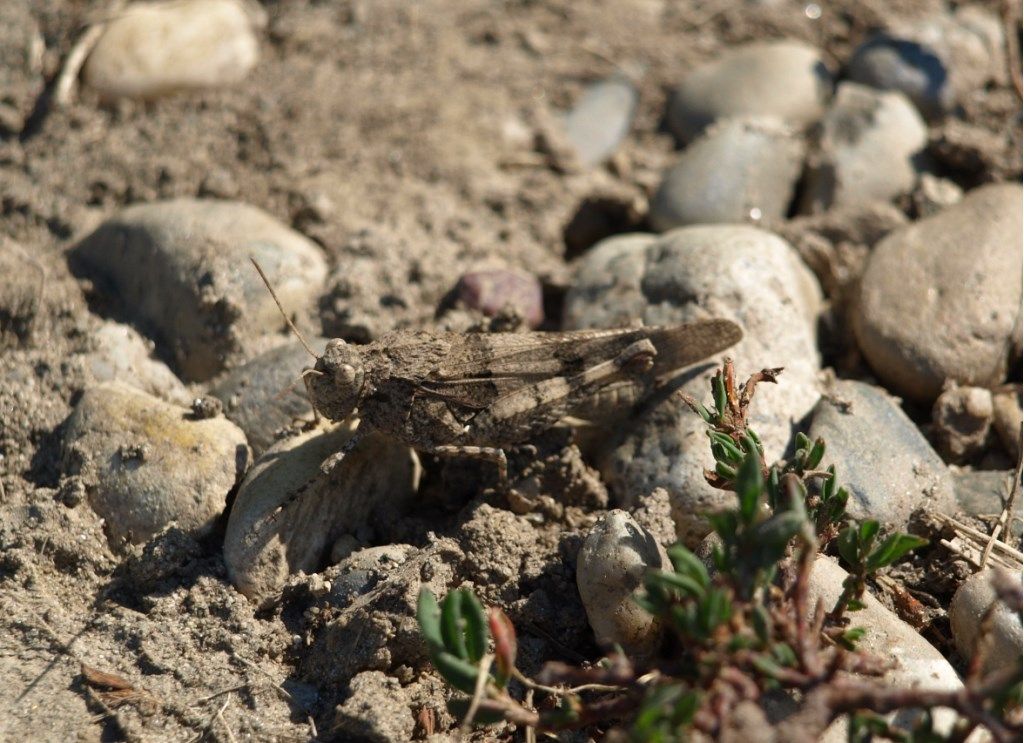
[0,0,1021,741]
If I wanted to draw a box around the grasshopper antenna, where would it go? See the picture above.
[250,257,318,361]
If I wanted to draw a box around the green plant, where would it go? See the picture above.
[417,360,1023,741]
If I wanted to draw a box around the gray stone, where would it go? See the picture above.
[326,545,416,610]
[854,183,1022,402]
[931,382,993,463]
[223,421,420,601]
[800,83,928,213]
[949,570,1022,676]
[667,40,833,143]
[576,510,668,656]
[61,381,250,545]
[564,226,821,544]
[847,10,1004,119]
[210,339,326,456]
[83,0,265,100]
[84,321,190,405]
[809,380,956,527]
[563,74,638,167]
[331,671,415,743]
[70,198,328,382]
[953,470,1021,541]
[807,555,964,736]
[650,116,805,231]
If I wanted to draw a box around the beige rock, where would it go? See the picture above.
[855,183,1023,401]
[667,40,833,143]
[576,510,669,657]
[949,569,1023,676]
[83,0,265,100]
[84,321,190,405]
[224,421,420,601]
[931,382,993,463]
[992,388,1022,459]
[62,381,249,544]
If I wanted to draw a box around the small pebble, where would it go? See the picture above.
[666,40,833,143]
[992,388,1022,460]
[847,9,1003,119]
[800,83,928,213]
[949,570,1023,676]
[564,226,821,544]
[563,74,638,167]
[83,321,190,404]
[190,395,224,420]
[854,183,1022,401]
[70,198,328,382]
[455,268,544,329]
[223,421,420,601]
[809,380,957,528]
[912,173,963,217]
[210,339,326,456]
[649,116,805,230]
[931,382,993,463]
[61,381,250,544]
[576,511,668,656]
[83,0,265,100]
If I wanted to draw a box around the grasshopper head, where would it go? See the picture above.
[307,339,366,421]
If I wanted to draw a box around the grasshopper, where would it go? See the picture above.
[252,260,742,490]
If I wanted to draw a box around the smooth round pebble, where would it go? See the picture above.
[649,116,805,231]
[455,268,544,329]
[83,0,265,100]
[564,227,821,545]
[949,570,1023,676]
[331,671,415,743]
[854,183,1022,401]
[931,382,993,463]
[847,10,1003,119]
[576,510,669,657]
[800,83,927,213]
[61,381,250,544]
[70,198,328,382]
[807,555,964,736]
[84,321,190,405]
[809,380,957,527]
[666,40,833,143]
[563,74,638,167]
[210,339,327,456]
[223,421,420,601]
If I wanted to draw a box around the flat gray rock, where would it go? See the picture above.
[809,380,956,527]
[563,74,638,167]
[650,116,805,231]
[667,40,832,143]
[854,182,1022,401]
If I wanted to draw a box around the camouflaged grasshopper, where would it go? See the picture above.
[252,259,742,489]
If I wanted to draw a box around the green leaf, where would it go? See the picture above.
[646,569,706,599]
[710,431,744,463]
[858,520,880,546]
[838,627,866,650]
[418,588,445,654]
[440,591,469,659]
[461,590,489,663]
[821,466,836,500]
[433,650,483,694]
[747,428,762,451]
[716,461,738,480]
[713,374,727,416]
[806,437,826,470]
[771,642,797,667]
[847,598,866,611]
[836,525,859,566]
[866,533,929,572]
[751,654,784,677]
[736,450,764,524]
[794,432,811,454]
[709,511,738,540]
[667,544,710,588]
[752,604,771,645]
